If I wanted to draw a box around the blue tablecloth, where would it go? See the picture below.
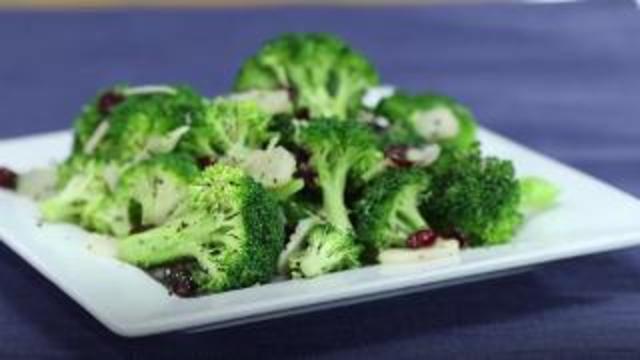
[1,1,640,358]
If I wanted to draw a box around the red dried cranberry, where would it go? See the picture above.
[416,229,438,247]
[407,234,421,249]
[98,91,125,115]
[164,262,197,297]
[295,161,318,188]
[0,167,18,190]
[293,148,311,163]
[385,146,413,168]
[197,156,217,170]
[171,278,196,297]
[407,229,438,249]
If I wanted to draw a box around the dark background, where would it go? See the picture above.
[1,1,640,358]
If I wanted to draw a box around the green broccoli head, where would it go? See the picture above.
[117,164,285,295]
[235,33,379,119]
[39,159,111,225]
[376,92,477,151]
[84,154,199,237]
[422,148,522,246]
[355,169,431,253]
[71,84,128,154]
[181,98,273,160]
[72,85,208,162]
[288,223,361,278]
[297,118,382,231]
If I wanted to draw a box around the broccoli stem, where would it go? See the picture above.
[399,206,428,231]
[118,226,194,268]
[319,160,352,231]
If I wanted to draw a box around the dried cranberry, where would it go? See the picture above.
[293,148,311,163]
[295,161,318,188]
[197,156,217,169]
[0,167,18,190]
[171,278,196,297]
[295,107,311,120]
[385,146,413,168]
[407,229,438,249]
[407,234,421,249]
[163,262,197,297]
[97,91,125,115]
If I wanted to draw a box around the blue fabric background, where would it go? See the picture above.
[1,1,640,358]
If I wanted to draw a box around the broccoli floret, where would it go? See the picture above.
[519,176,559,216]
[235,33,379,119]
[117,164,285,295]
[84,154,199,236]
[181,98,273,160]
[71,84,128,155]
[376,92,477,151]
[297,118,382,231]
[288,223,361,278]
[280,119,379,278]
[422,148,522,247]
[355,169,431,254]
[72,85,208,162]
[39,159,111,225]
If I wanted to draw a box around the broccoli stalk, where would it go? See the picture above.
[285,119,381,278]
[519,176,560,216]
[117,164,285,295]
[298,118,382,231]
[318,159,351,231]
[355,169,431,253]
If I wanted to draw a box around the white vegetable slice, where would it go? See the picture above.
[121,85,177,96]
[135,125,191,162]
[414,107,460,140]
[406,144,441,167]
[362,85,395,109]
[101,163,122,192]
[241,146,297,189]
[277,218,319,274]
[378,239,460,265]
[83,120,110,155]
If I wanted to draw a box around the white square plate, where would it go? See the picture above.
[1,128,640,337]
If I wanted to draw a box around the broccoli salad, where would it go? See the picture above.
[0,33,559,297]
